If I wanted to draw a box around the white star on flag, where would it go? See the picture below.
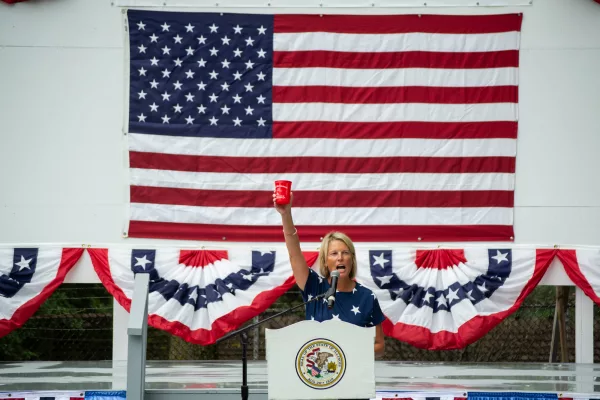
[372,253,390,268]
[467,289,476,301]
[134,255,152,269]
[377,274,392,285]
[15,256,32,271]
[436,294,447,308]
[492,250,509,264]
[478,282,489,293]
[189,288,198,303]
[423,291,434,304]
[447,288,460,304]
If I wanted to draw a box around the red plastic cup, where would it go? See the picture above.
[274,180,292,205]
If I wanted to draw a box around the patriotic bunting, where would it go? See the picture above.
[556,248,600,305]
[87,247,315,344]
[0,247,84,338]
[4,245,600,350]
[355,247,556,350]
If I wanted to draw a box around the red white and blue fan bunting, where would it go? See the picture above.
[0,247,84,337]
[88,248,313,344]
[557,248,600,305]
[355,247,555,350]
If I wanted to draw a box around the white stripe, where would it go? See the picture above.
[575,249,600,298]
[273,32,520,53]
[397,302,466,333]
[130,203,513,226]
[130,169,515,191]
[129,134,517,157]
[273,67,518,88]
[273,103,517,123]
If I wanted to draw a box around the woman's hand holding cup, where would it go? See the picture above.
[273,180,293,215]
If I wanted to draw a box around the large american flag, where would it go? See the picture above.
[125,10,521,242]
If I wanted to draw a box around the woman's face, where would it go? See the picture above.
[326,239,352,280]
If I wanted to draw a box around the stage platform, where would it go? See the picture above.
[1,361,600,398]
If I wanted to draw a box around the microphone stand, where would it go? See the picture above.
[215,288,335,400]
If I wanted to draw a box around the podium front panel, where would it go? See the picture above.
[266,320,375,400]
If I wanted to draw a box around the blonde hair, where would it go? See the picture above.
[318,231,357,280]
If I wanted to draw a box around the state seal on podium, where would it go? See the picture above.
[295,338,346,390]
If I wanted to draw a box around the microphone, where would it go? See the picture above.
[327,270,340,309]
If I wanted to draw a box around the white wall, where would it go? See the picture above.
[1,0,599,258]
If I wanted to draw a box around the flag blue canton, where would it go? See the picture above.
[129,249,276,310]
[0,248,38,298]
[369,249,512,313]
[127,10,273,138]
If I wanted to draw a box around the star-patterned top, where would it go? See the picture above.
[302,269,385,327]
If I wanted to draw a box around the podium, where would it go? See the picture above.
[265,320,376,400]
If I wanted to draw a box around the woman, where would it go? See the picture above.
[273,192,385,356]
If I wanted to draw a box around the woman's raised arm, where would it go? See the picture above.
[273,192,309,290]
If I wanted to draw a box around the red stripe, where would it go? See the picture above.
[130,152,514,174]
[131,187,514,208]
[414,249,467,270]
[556,250,600,305]
[272,121,518,139]
[128,221,515,242]
[273,86,518,104]
[382,249,556,349]
[274,50,519,69]
[274,14,522,34]
[179,249,228,267]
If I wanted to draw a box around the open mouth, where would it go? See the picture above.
[336,265,346,271]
